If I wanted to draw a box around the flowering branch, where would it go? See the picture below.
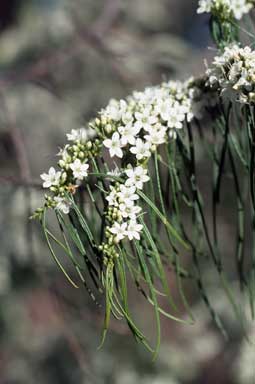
[32,0,255,355]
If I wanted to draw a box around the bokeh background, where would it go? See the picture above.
[0,1,254,383]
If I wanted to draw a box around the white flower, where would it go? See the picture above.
[125,166,150,190]
[182,98,195,122]
[106,186,119,206]
[197,0,213,14]
[102,99,127,121]
[57,145,70,159]
[67,129,81,141]
[70,159,89,180]
[126,220,143,240]
[231,0,253,20]
[134,106,158,132]
[144,124,167,145]
[66,127,92,143]
[130,138,151,160]
[54,196,71,214]
[207,44,255,103]
[155,99,173,121]
[119,201,142,219]
[57,145,71,168]
[133,87,157,105]
[41,167,61,188]
[167,103,186,130]
[117,185,139,202]
[229,61,243,82]
[197,0,253,20]
[122,111,134,125]
[87,126,96,139]
[118,123,140,145]
[109,222,127,242]
[103,132,124,158]
[107,167,122,177]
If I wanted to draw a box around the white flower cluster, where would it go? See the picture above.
[207,45,255,103]
[37,75,216,260]
[40,127,97,215]
[101,77,213,159]
[105,166,149,244]
[97,77,216,249]
[197,0,254,20]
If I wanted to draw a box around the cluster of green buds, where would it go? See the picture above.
[98,241,120,266]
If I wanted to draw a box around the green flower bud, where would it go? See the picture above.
[113,237,119,245]
[59,186,65,193]
[117,212,122,222]
[151,144,156,152]
[61,172,67,183]
[101,117,107,126]
[87,141,92,150]
[105,124,112,134]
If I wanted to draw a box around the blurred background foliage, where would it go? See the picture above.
[0,1,254,383]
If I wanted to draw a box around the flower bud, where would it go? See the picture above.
[105,124,112,134]
[113,237,119,245]
[61,172,67,183]
[88,141,93,150]
[59,160,65,168]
